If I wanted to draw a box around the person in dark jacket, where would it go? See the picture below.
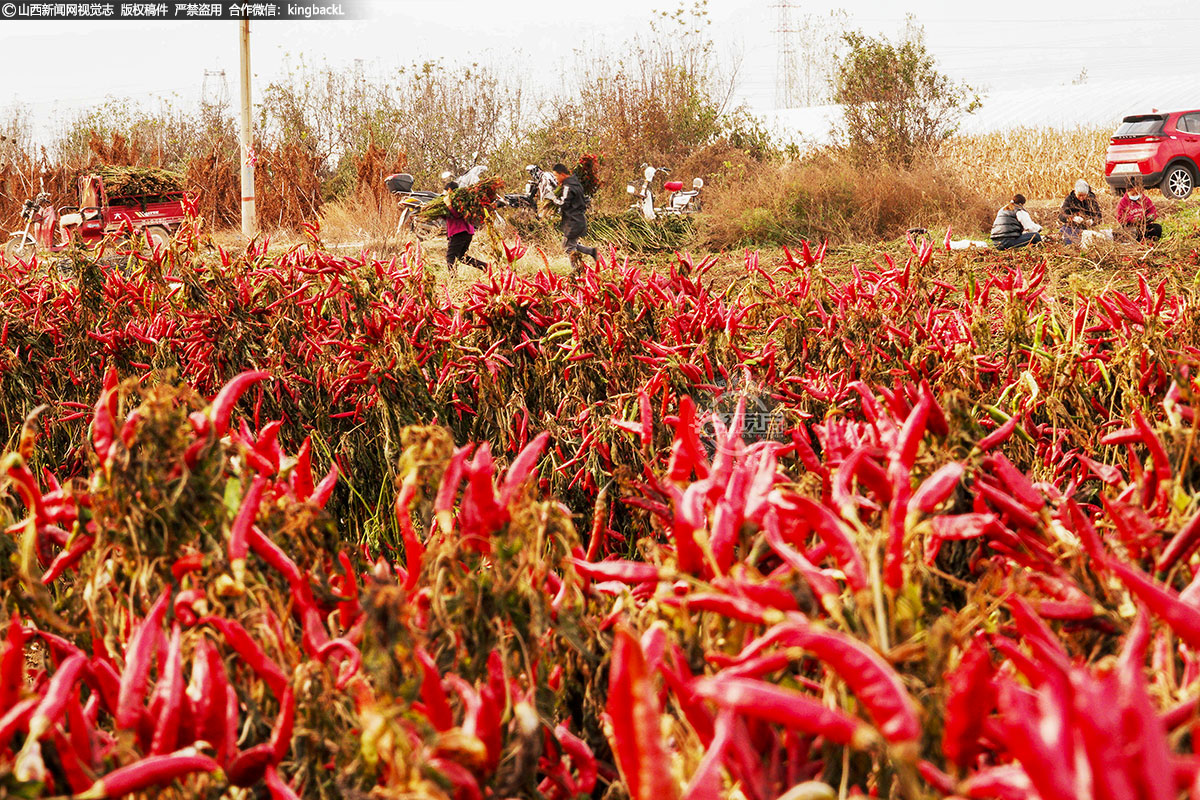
[1058,179,1102,246]
[443,182,487,275]
[990,193,1043,250]
[550,163,598,274]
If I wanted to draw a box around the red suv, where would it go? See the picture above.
[1104,109,1200,199]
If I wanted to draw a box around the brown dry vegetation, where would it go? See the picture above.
[696,153,995,249]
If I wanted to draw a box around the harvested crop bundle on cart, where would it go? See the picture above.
[87,165,185,200]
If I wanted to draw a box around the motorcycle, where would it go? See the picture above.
[388,173,442,237]
[499,165,557,217]
[5,190,77,261]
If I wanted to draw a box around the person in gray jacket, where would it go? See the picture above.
[990,193,1043,250]
[550,163,598,274]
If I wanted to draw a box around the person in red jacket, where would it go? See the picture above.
[1116,183,1162,242]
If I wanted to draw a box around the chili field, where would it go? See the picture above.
[5,217,1200,799]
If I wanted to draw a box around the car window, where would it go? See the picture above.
[1178,114,1200,134]
[1115,117,1166,137]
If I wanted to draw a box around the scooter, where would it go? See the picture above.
[627,164,667,220]
[659,177,704,215]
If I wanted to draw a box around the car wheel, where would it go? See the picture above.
[1161,164,1195,200]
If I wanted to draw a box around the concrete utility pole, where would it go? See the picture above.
[239,20,257,238]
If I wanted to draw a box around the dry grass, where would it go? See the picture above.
[696,151,995,249]
[941,126,1111,202]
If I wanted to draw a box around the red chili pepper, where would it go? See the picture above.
[415,647,453,731]
[40,534,94,584]
[291,437,314,501]
[606,627,679,800]
[25,652,87,744]
[51,725,93,793]
[428,756,484,800]
[264,765,302,800]
[1062,498,1105,562]
[310,462,338,508]
[395,475,424,593]
[66,690,94,771]
[1107,558,1200,648]
[758,621,919,743]
[571,558,661,585]
[73,751,220,798]
[0,615,26,710]
[209,370,270,437]
[665,593,781,626]
[269,685,295,764]
[116,590,170,729]
[909,462,964,514]
[228,474,268,586]
[691,674,876,748]
[780,494,868,594]
[977,413,1018,451]
[246,525,302,586]
[984,452,1044,511]
[202,616,290,697]
[91,368,119,465]
[942,636,996,769]
[171,551,205,583]
[500,430,550,504]
[316,638,360,690]
[554,723,597,795]
[150,624,184,755]
[0,697,38,752]
[1157,508,1200,573]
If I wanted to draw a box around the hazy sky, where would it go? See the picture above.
[0,0,1196,140]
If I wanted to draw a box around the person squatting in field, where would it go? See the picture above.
[1059,179,1102,245]
[1116,181,1163,242]
[550,163,598,275]
[444,181,488,275]
[989,193,1043,250]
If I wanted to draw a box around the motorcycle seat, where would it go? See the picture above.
[59,213,83,227]
[409,191,439,202]
[663,180,684,192]
[385,173,415,194]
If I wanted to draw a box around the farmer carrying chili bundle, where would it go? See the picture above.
[551,163,598,275]
[444,181,488,275]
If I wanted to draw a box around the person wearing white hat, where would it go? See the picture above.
[1058,179,1102,245]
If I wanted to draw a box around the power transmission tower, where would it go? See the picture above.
[202,69,230,110]
[772,0,803,109]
